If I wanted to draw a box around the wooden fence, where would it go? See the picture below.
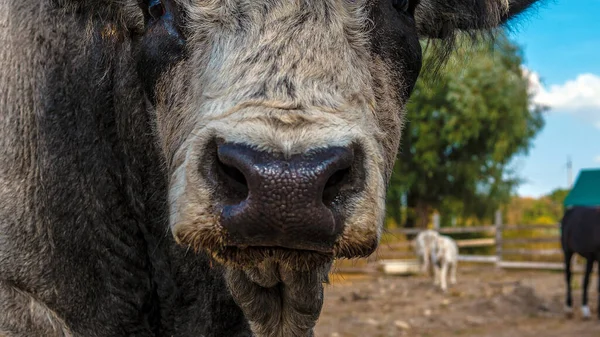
[336,211,576,274]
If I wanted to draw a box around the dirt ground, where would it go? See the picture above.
[315,265,599,337]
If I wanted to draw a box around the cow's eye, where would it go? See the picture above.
[392,0,410,13]
[148,0,166,20]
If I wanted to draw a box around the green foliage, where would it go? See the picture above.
[387,33,546,227]
[505,188,570,225]
[547,188,570,209]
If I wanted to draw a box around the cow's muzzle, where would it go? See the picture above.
[205,141,364,253]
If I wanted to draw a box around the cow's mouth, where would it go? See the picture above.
[173,222,336,271]
[210,245,334,272]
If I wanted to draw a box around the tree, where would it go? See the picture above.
[504,188,570,225]
[388,33,546,228]
[547,188,570,209]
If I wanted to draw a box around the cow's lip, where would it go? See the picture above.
[224,239,336,254]
[225,244,334,254]
[221,244,335,257]
[208,245,334,271]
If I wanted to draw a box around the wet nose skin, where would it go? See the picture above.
[215,143,355,252]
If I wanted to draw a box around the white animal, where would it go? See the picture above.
[431,235,459,292]
[413,230,440,276]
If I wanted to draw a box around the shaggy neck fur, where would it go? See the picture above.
[0,2,250,336]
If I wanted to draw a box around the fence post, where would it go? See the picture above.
[495,210,503,268]
[433,213,441,231]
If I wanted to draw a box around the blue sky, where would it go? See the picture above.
[504,0,600,197]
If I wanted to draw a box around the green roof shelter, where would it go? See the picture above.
[564,169,600,207]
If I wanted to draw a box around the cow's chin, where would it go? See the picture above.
[174,223,335,337]
[219,247,332,337]
[223,258,330,337]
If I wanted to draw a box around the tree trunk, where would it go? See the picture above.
[415,200,431,229]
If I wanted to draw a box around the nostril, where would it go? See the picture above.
[219,160,247,187]
[325,167,351,189]
[322,166,352,206]
[215,155,249,203]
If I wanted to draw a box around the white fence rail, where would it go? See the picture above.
[337,211,572,275]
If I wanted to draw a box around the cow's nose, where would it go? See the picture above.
[213,142,357,252]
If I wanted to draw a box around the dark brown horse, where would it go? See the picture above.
[561,206,600,319]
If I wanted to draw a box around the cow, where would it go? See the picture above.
[0,1,543,336]
[561,206,600,320]
[432,234,459,292]
[413,229,440,275]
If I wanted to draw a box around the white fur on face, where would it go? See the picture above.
[156,0,406,262]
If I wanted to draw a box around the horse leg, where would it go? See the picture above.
[581,256,594,319]
[596,253,600,320]
[564,249,574,318]
[440,262,448,292]
[450,260,457,285]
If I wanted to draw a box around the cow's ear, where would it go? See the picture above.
[414,0,542,39]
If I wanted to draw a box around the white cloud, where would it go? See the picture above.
[523,67,600,129]
[595,156,600,164]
